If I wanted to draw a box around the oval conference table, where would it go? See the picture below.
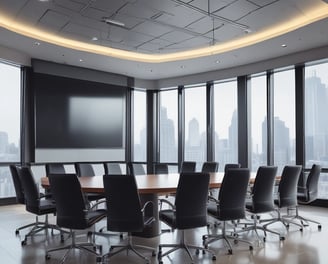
[41,172,258,237]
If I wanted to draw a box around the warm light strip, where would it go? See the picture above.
[0,5,328,63]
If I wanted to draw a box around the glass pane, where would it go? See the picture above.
[184,86,206,169]
[214,80,238,172]
[305,61,328,198]
[133,91,147,161]
[250,74,267,172]
[0,63,21,162]
[159,90,178,162]
[273,69,296,174]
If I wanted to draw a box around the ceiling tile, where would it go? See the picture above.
[213,0,259,21]
[160,31,195,43]
[132,21,172,38]
[39,9,70,29]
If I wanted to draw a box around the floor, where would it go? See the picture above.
[0,203,327,264]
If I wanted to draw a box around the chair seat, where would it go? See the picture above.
[207,201,218,216]
[86,209,107,226]
[159,210,176,229]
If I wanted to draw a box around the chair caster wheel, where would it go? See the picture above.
[228,249,232,255]
[318,225,322,230]
[45,254,51,260]
[212,255,216,261]
[60,235,65,242]
[280,236,285,241]
[120,233,124,238]
[195,249,200,255]
[15,230,19,235]
[96,256,102,263]
[300,228,303,232]
[21,240,27,246]
[249,246,253,251]
[152,250,156,256]
[263,237,266,242]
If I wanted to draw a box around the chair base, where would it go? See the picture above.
[46,230,102,264]
[20,215,67,246]
[286,206,322,230]
[101,234,156,263]
[158,230,216,263]
[239,214,284,242]
[203,221,253,255]
[260,209,304,234]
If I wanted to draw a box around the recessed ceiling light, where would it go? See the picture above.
[281,44,287,48]
[215,60,220,64]
[180,65,185,69]
[79,59,83,62]
[34,41,40,46]
[91,37,98,41]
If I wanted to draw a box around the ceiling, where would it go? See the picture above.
[0,0,328,80]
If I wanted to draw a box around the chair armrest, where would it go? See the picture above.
[159,198,175,210]
[208,195,219,204]
[141,200,154,213]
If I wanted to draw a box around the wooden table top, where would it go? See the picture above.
[41,172,262,195]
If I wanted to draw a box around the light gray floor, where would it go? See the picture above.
[0,203,326,264]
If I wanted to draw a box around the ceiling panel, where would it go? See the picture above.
[160,31,195,43]
[186,16,224,35]
[188,0,236,13]
[132,20,172,38]
[39,10,70,30]
[53,0,85,12]
[213,0,259,21]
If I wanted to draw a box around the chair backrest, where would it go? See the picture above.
[175,172,210,229]
[45,163,65,175]
[129,163,146,175]
[224,163,241,173]
[48,173,88,229]
[9,165,25,204]
[18,166,41,211]
[103,174,144,232]
[305,164,321,202]
[154,163,169,174]
[278,165,302,207]
[251,166,278,213]
[75,163,95,177]
[180,161,196,173]
[218,168,250,221]
[104,163,122,175]
[201,162,219,173]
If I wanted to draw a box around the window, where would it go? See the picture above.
[305,60,328,199]
[0,61,21,198]
[273,69,296,174]
[213,79,238,171]
[249,74,267,172]
[133,90,147,161]
[184,85,206,169]
[159,90,178,163]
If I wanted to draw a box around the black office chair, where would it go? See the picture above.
[154,163,169,174]
[203,168,253,254]
[128,162,146,175]
[10,164,48,237]
[239,166,284,241]
[18,166,64,246]
[180,161,196,173]
[102,174,156,263]
[261,165,304,232]
[45,163,66,175]
[224,163,241,173]
[74,163,105,205]
[289,164,322,229]
[201,161,219,173]
[103,163,122,174]
[158,173,216,263]
[46,173,106,263]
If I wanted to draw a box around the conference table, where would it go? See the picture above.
[41,172,259,237]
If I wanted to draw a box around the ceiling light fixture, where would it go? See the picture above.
[102,17,125,27]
